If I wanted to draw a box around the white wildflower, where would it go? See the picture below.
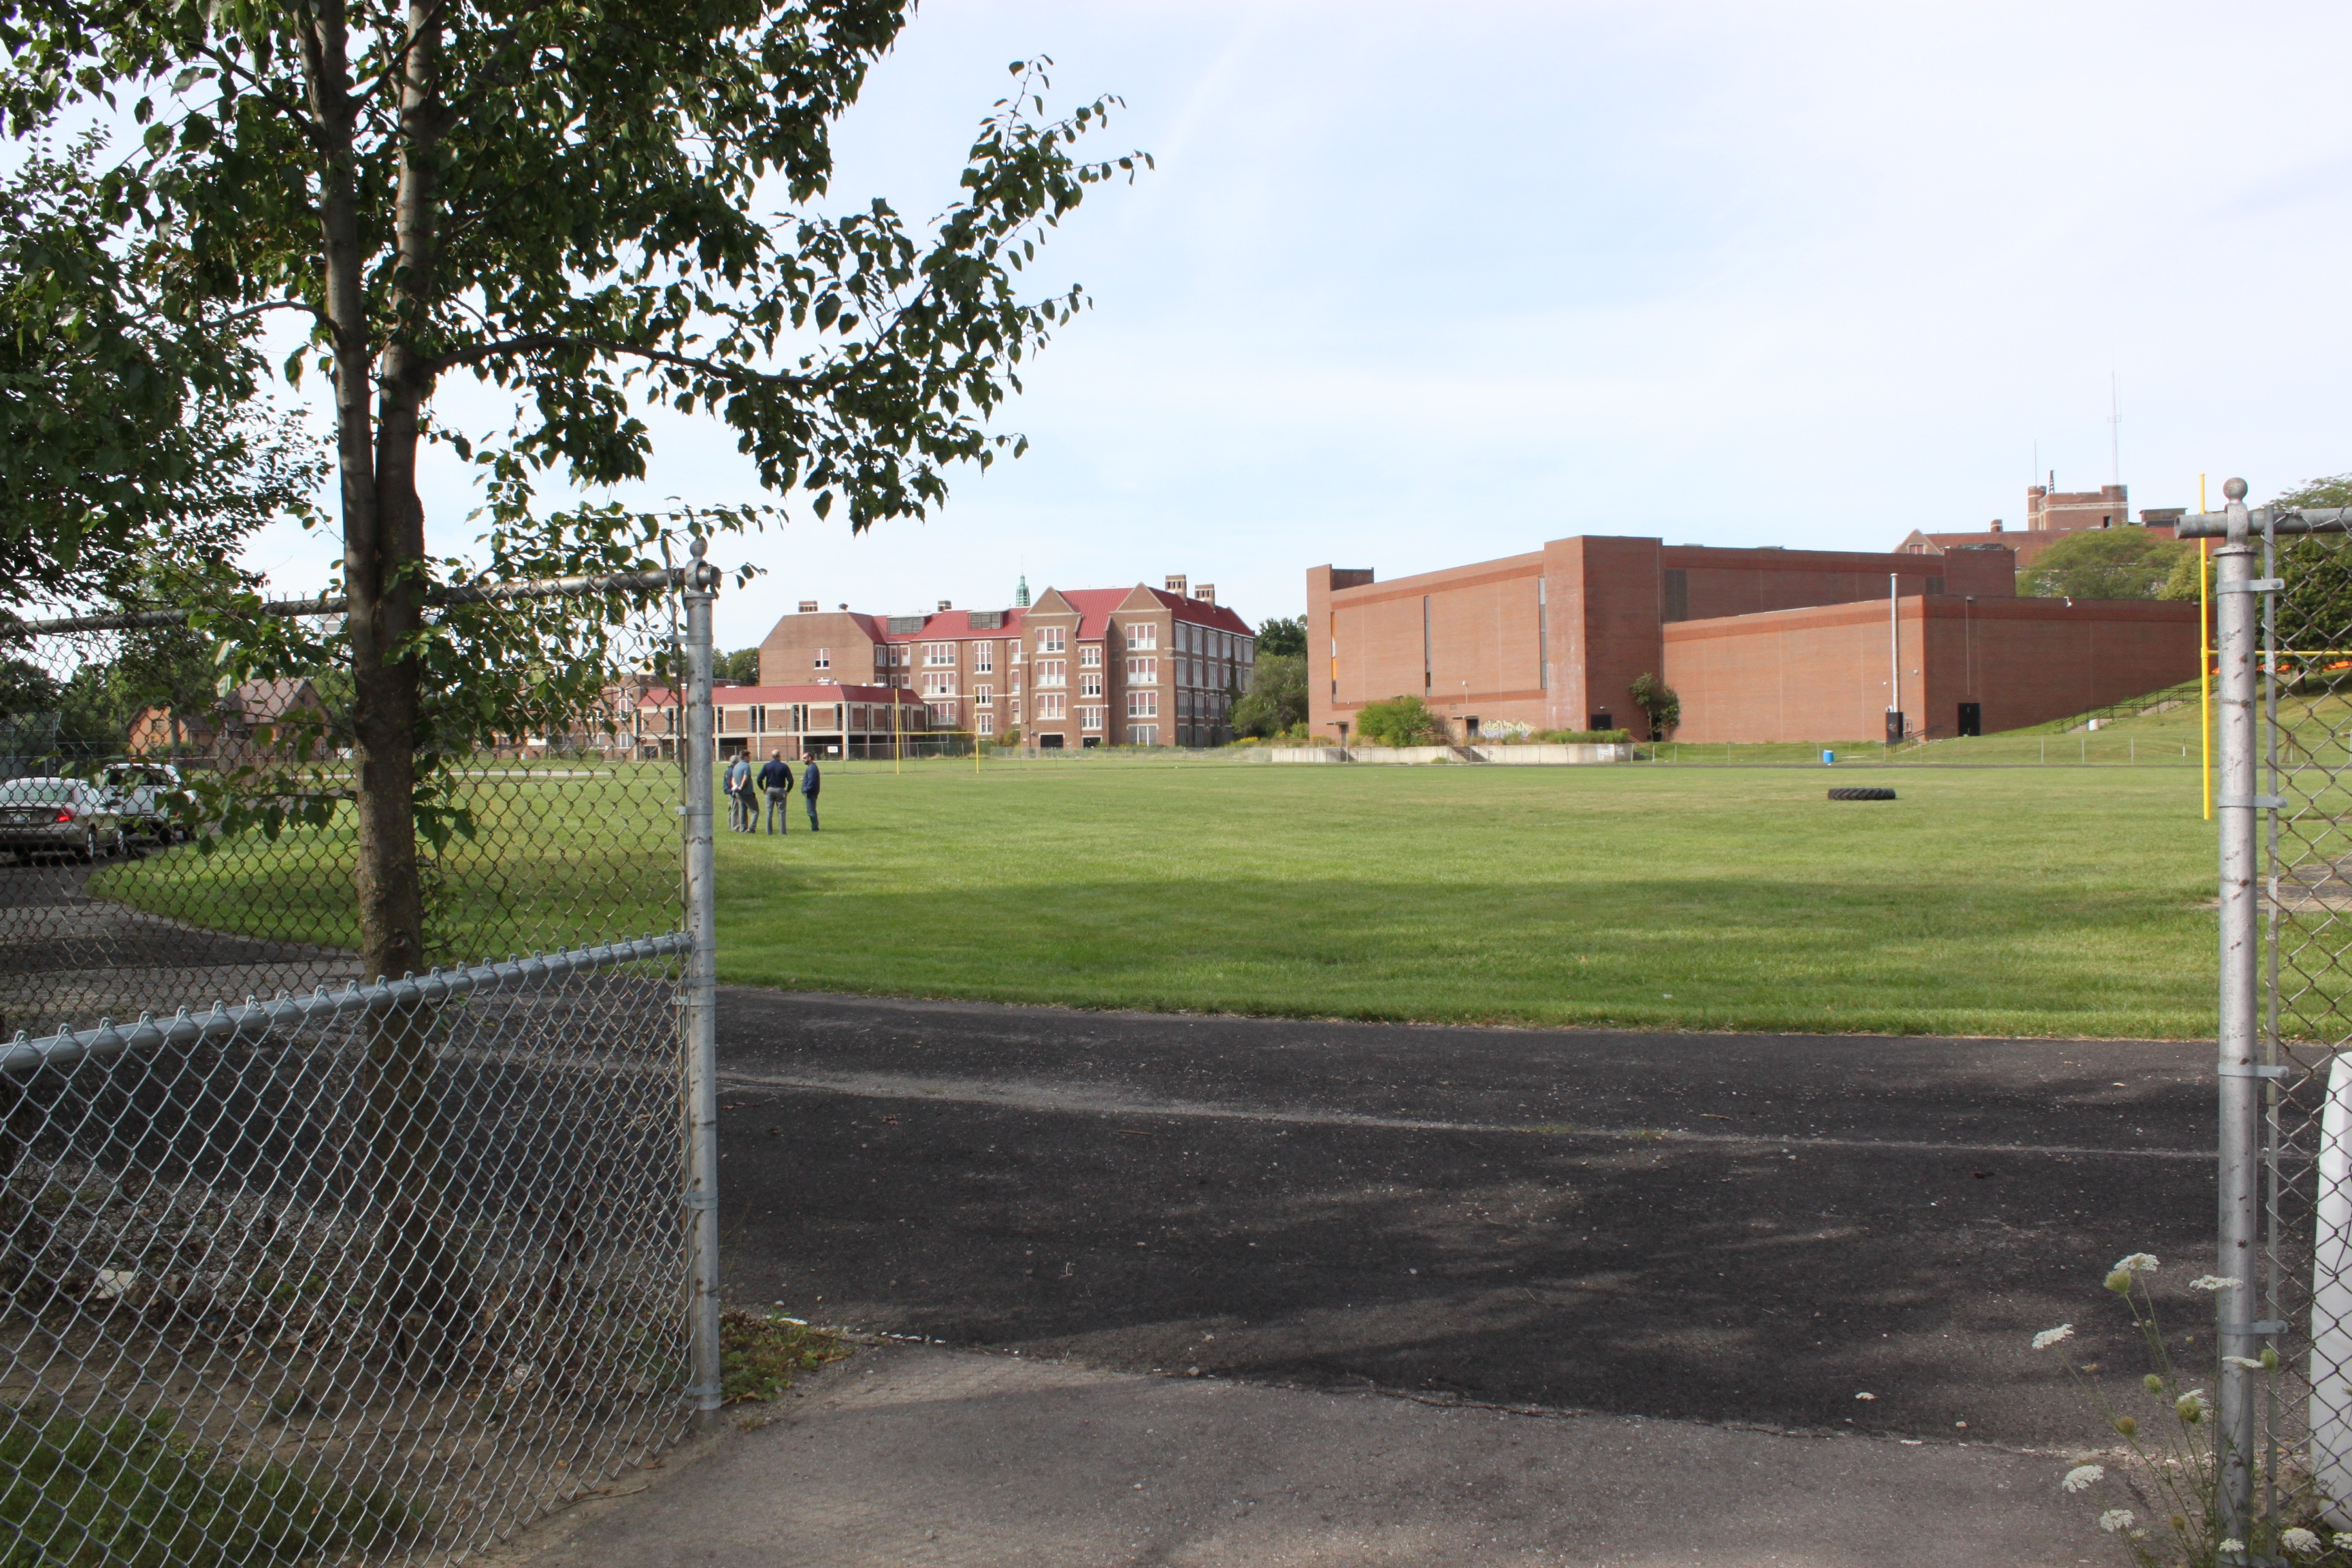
[2176,1388,2210,1423]
[2191,1275,2241,1292]
[2334,1532,2352,1549]
[2219,1541,2245,1554]
[2281,1526,2322,1556]
[2223,1356,2267,1371]
[1854,1391,1876,1401]
[2032,1324,2075,1350]
[2112,1252,2161,1275]
[2098,1509,2135,1533]
[2062,1464,2105,1493]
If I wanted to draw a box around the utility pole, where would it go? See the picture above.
[1886,573,1903,745]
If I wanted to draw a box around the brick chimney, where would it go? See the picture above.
[798,600,819,612]
[1191,583,1216,606]
[1164,574,1188,597]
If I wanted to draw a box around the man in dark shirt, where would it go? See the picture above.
[757,751,794,834]
[799,755,821,832]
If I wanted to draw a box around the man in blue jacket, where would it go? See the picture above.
[799,754,821,832]
[757,751,794,834]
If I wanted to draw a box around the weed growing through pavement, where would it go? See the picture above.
[2036,1252,2346,1565]
[719,1309,849,1404]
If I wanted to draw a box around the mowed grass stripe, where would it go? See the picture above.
[710,760,2228,1039]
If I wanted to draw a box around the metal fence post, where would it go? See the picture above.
[682,540,723,1430]
[2215,476,2264,1539]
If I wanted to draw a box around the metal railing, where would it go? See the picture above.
[0,549,722,1564]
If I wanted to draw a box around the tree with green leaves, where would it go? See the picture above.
[1254,615,1306,658]
[1354,694,1447,747]
[1629,672,1679,740]
[0,135,321,613]
[719,649,764,684]
[2018,527,2186,601]
[3,2,1139,1367]
[1230,653,1305,738]
[4,3,1139,985]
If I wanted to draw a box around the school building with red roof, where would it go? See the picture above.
[755,575,1258,749]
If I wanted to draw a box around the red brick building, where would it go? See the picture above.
[755,578,1257,749]
[1894,483,2184,570]
[1309,534,2199,745]
[636,683,931,761]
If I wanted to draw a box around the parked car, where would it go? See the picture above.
[100,761,187,845]
[0,777,126,863]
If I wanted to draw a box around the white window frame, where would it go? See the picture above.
[972,643,994,673]
[924,642,956,667]
[1079,672,1102,698]
[1081,706,1104,732]
[1126,623,1157,650]
[1037,692,1066,721]
[1079,644,1101,668]
[1126,691,1158,718]
[813,648,830,670]
[1037,659,1066,688]
[1039,626,1066,654]
[1126,657,1157,685]
[973,684,994,706]
[977,712,996,736]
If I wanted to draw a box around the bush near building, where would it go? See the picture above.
[1354,695,1448,747]
[2020,529,2187,601]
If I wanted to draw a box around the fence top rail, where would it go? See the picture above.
[0,930,691,1077]
[0,566,692,638]
[2176,505,2352,541]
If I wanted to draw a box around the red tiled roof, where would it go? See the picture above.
[862,587,1254,645]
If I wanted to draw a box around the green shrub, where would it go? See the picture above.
[1526,728,1631,745]
[1352,695,1448,747]
[0,1408,404,1567]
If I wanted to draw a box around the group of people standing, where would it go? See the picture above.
[725,750,819,834]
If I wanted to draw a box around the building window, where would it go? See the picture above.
[1126,623,1157,650]
[1126,691,1158,718]
[749,704,766,734]
[1037,659,1066,687]
[1126,657,1157,685]
[973,685,994,705]
[1081,706,1104,732]
[1080,672,1102,698]
[1079,644,1101,668]
[972,643,994,673]
[1129,723,1158,746]
[1011,642,1024,666]
[924,642,956,667]
[921,672,958,697]
[1011,673,1022,696]
[1012,698,1022,722]
[1039,627,1066,653]
[929,702,958,726]
[1038,693,1066,720]
[814,648,830,670]
[978,713,996,736]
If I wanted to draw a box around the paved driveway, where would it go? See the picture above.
[715,990,2211,1449]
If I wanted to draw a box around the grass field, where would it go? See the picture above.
[712,750,2225,1039]
[86,702,2269,1039]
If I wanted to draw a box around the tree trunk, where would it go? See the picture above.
[306,2,474,1371]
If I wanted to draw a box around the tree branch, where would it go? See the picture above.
[424,333,813,389]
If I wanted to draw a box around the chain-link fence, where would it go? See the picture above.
[0,563,720,1564]
[2187,485,2352,1559]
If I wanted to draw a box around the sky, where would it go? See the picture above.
[225,0,2352,651]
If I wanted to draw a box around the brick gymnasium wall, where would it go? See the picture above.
[1663,595,2200,743]
[1316,555,1550,732]
[1663,546,1950,623]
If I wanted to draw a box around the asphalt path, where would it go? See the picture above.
[714,990,2213,1452]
